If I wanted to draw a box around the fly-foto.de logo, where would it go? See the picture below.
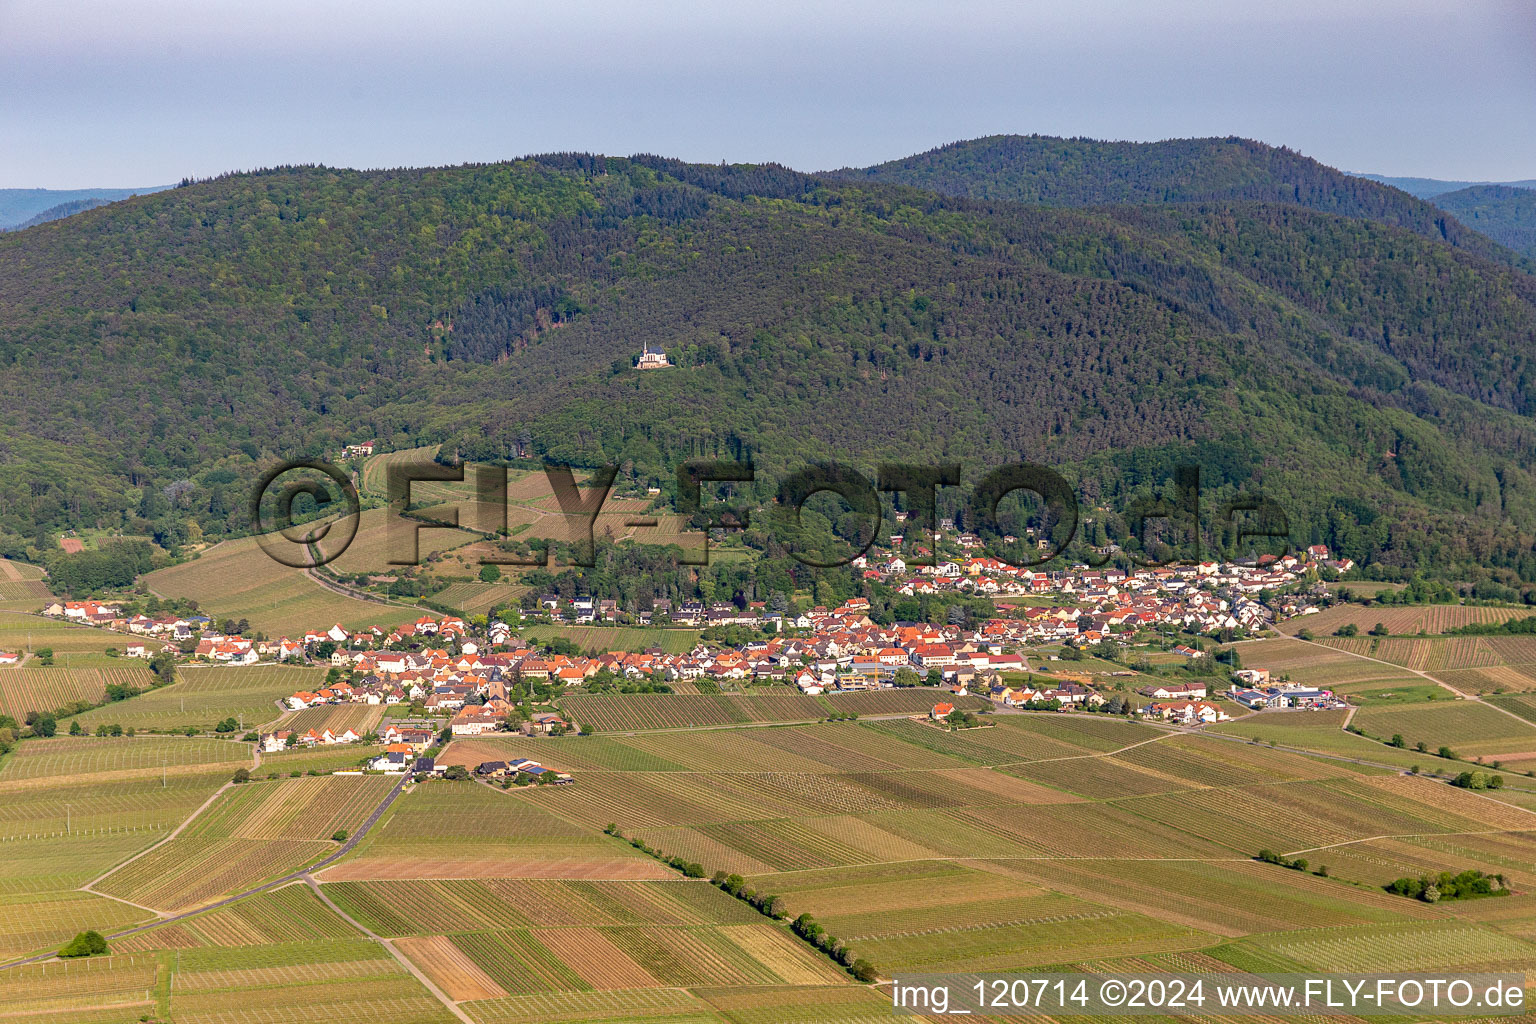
[250,459,1290,570]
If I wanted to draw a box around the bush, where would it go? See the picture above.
[850,958,878,982]
[331,829,348,842]
[231,768,250,784]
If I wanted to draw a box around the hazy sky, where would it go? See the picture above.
[2,0,1533,188]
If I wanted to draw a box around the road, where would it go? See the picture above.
[0,772,411,970]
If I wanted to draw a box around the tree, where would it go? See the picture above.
[59,930,109,958]
[443,764,470,781]
[232,768,250,783]
[1390,734,1405,748]
[69,719,83,735]
[479,564,502,582]
[331,829,348,842]
[850,959,878,982]
[32,713,56,737]
[149,652,176,686]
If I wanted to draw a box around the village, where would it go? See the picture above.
[24,542,1363,775]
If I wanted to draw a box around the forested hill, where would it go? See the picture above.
[1430,185,1536,258]
[4,147,1536,584]
[832,135,1518,264]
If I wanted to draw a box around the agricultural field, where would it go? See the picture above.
[112,883,360,951]
[317,778,665,881]
[1282,603,1531,637]
[144,533,421,637]
[73,666,323,733]
[0,951,161,1020]
[1489,692,1536,726]
[360,444,443,495]
[259,743,383,774]
[324,877,847,992]
[522,624,701,655]
[284,702,385,737]
[9,672,1536,1005]
[433,581,528,615]
[0,579,51,611]
[0,666,155,722]
[1251,920,1536,972]
[163,937,459,1024]
[1353,700,1536,757]
[0,610,137,670]
[0,559,46,582]
[325,506,483,576]
[559,692,826,732]
[1235,636,1421,692]
[824,687,989,716]
[93,835,332,911]
[0,888,153,960]
[1207,711,1471,771]
[183,775,397,840]
[0,734,250,781]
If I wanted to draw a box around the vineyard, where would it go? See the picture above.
[143,534,420,636]
[12,658,1536,1008]
[1256,921,1536,971]
[432,581,528,615]
[74,666,323,733]
[0,580,50,609]
[1354,700,1536,756]
[112,883,359,951]
[283,702,385,736]
[0,952,160,1021]
[184,775,397,840]
[1282,603,1532,637]
[169,952,459,1024]
[93,835,330,911]
[0,734,249,780]
[852,906,1211,971]
[1488,692,1536,724]
[0,560,46,582]
[321,878,756,935]
[824,687,989,716]
[558,692,824,732]
[0,888,151,960]
[0,666,154,721]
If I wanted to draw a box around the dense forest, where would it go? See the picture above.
[1431,186,1536,259]
[833,135,1524,266]
[3,138,1536,584]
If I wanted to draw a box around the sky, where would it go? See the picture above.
[1,0,1533,188]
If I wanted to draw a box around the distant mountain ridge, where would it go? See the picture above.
[9,198,114,231]
[829,135,1521,264]
[1358,174,1536,200]
[1427,185,1536,259]
[0,186,172,230]
[5,142,1536,583]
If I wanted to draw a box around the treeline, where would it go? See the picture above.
[1386,869,1507,903]
[45,541,157,595]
